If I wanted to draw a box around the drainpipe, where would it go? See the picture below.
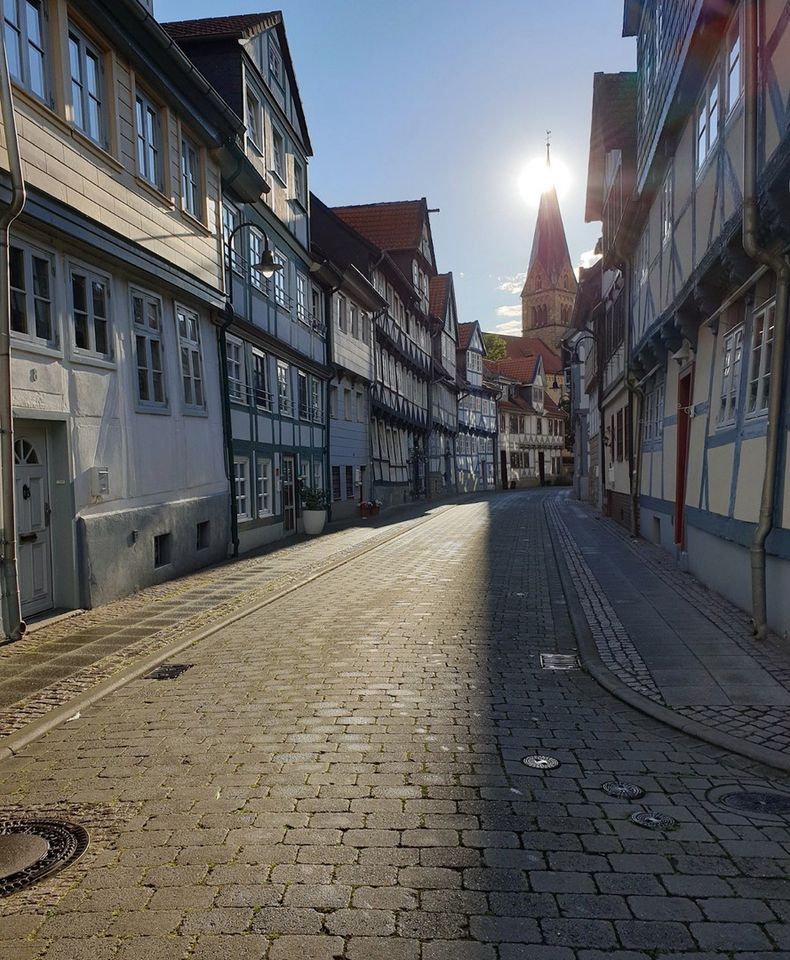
[0,33,26,642]
[743,0,790,639]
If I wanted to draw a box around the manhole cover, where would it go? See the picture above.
[522,755,560,769]
[540,653,579,670]
[144,663,193,681]
[603,781,644,800]
[0,820,89,896]
[720,791,790,816]
[630,810,676,831]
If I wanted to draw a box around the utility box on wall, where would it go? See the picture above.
[90,467,111,500]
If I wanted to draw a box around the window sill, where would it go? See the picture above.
[183,406,209,418]
[68,351,116,371]
[135,176,175,209]
[269,168,288,189]
[10,337,62,360]
[70,126,124,174]
[181,207,212,237]
[135,403,171,416]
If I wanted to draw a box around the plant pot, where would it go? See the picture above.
[302,509,327,536]
[369,505,380,516]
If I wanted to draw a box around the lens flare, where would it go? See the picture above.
[518,155,571,206]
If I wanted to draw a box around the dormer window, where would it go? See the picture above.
[246,87,263,156]
[268,36,284,88]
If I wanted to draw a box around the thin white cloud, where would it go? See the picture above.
[496,271,527,294]
[495,319,522,335]
[495,305,521,318]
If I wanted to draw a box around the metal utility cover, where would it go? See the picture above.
[603,781,645,800]
[0,820,89,896]
[720,791,790,816]
[522,755,560,769]
[144,663,193,681]
[630,810,677,831]
[540,653,579,670]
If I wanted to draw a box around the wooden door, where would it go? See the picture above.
[14,426,53,617]
[282,456,296,533]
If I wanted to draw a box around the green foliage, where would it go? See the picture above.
[300,485,328,510]
[483,332,507,360]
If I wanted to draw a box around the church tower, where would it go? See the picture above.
[521,144,577,352]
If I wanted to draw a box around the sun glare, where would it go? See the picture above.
[518,155,571,206]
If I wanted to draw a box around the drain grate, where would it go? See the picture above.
[0,820,89,896]
[720,791,790,816]
[540,653,579,670]
[603,781,645,800]
[144,663,193,681]
[522,755,560,770]
[630,810,676,831]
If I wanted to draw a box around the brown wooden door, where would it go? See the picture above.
[282,456,296,533]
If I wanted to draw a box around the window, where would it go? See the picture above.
[4,0,46,100]
[336,294,347,332]
[268,37,284,87]
[298,370,309,419]
[726,14,742,115]
[637,229,650,285]
[331,465,341,501]
[277,360,291,415]
[293,157,306,207]
[226,335,245,402]
[313,460,323,494]
[350,304,359,339]
[273,252,288,307]
[153,532,172,568]
[181,135,201,218]
[68,25,103,144]
[246,87,263,155]
[132,290,166,406]
[345,466,354,499]
[311,285,322,330]
[223,203,240,273]
[9,244,53,344]
[718,325,744,426]
[176,305,204,409]
[356,391,364,422]
[537,418,543,435]
[272,126,286,182]
[310,376,322,423]
[196,521,210,551]
[344,388,352,421]
[249,230,264,290]
[256,457,272,516]
[329,385,337,419]
[70,268,110,357]
[660,167,673,246]
[252,349,271,409]
[747,300,775,416]
[696,72,719,172]
[234,458,250,520]
[136,91,163,190]
[296,273,308,324]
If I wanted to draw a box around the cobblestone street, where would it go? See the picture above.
[2,490,790,959]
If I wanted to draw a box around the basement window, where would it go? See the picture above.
[196,522,210,551]
[154,533,172,568]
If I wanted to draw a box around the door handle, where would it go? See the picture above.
[19,533,37,544]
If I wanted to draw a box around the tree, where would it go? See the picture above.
[483,332,507,360]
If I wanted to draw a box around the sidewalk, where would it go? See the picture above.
[548,493,790,772]
[0,497,459,743]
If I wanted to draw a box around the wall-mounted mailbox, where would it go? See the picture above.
[90,466,110,498]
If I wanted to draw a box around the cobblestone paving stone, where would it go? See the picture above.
[2,490,790,959]
[548,495,790,757]
[0,503,451,738]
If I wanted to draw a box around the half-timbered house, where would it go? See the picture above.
[428,273,459,497]
[456,322,498,492]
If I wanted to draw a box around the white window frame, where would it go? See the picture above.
[226,334,246,403]
[234,457,250,520]
[310,376,322,423]
[726,10,743,116]
[176,304,205,411]
[277,360,292,416]
[252,348,271,410]
[256,456,272,517]
[4,0,47,101]
[296,272,308,324]
[313,459,323,495]
[132,288,167,408]
[718,325,744,427]
[272,125,286,183]
[223,203,241,273]
[746,300,775,418]
[297,369,309,420]
[273,251,288,308]
[9,242,55,346]
[135,89,163,190]
[180,134,201,219]
[696,70,720,174]
[249,229,264,291]
[69,263,111,358]
[660,167,673,247]
[245,86,264,157]
[293,156,306,207]
[68,23,104,145]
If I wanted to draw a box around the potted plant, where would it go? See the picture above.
[301,485,328,535]
[358,498,383,518]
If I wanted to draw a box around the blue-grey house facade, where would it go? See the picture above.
[166,13,329,553]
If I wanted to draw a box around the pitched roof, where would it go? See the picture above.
[500,335,562,374]
[162,12,279,41]
[332,200,426,253]
[429,273,451,320]
[527,182,575,286]
[484,356,540,384]
[457,322,476,350]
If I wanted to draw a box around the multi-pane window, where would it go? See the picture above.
[272,126,286,182]
[277,360,291,415]
[696,72,719,172]
[132,290,166,406]
[252,349,271,409]
[4,0,46,100]
[660,167,673,246]
[313,460,323,495]
[234,457,250,520]
[246,88,263,156]
[136,91,162,190]
[356,391,364,422]
[643,377,665,441]
[181,136,200,218]
[344,388,352,421]
[747,301,775,416]
[718,325,744,426]
[298,370,309,419]
[70,267,110,356]
[273,252,287,307]
[331,465,341,501]
[310,377,322,423]
[336,294,347,331]
[256,458,271,516]
[223,203,240,272]
[226,335,245,402]
[268,37,284,87]
[350,304,359,339]
[293,158,306,207]
[68,26,103,144]
[296,273,308,323]
[9,244,54,343]
[361,310,369,345]
[249,230,264,290]
[311,285,321,330]
[345,466,354,499]
[637,229,650,285]
[176,305,204,409]
[726,14,742,115]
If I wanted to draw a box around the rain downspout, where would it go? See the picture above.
[743,0,790,639]
[0,31,26,641]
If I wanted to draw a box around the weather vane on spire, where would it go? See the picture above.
[546,130,552,165]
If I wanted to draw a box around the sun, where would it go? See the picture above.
[518,155,571,206]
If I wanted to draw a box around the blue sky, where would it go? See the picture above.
[157,0,635,334]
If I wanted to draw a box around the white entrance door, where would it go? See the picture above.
[14,427,53,617]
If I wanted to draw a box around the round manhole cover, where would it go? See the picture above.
[522,755,560,769]
[603,781,644,800]
[630,810,676,831]
[720,791,790,816]
[0,820,89,897]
